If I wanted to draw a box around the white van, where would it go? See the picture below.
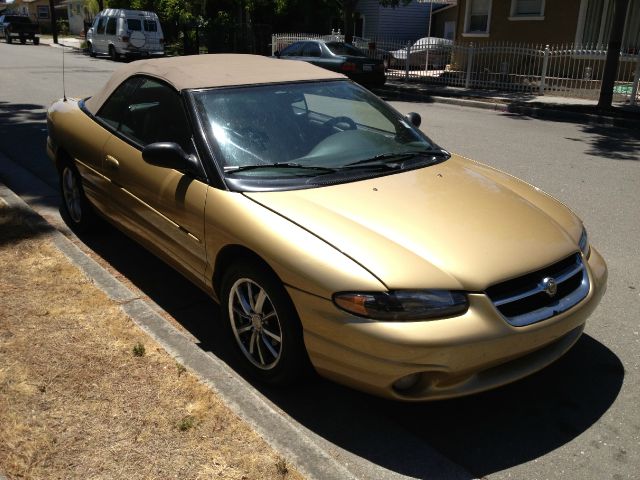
[87,9,164,60]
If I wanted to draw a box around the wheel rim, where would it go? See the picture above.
[62,167,82,223]
[228,278,283,370]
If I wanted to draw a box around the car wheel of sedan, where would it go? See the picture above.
[221,261,309,385]
[59,160,96,232]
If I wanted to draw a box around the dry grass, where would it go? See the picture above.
[0,203,303,480]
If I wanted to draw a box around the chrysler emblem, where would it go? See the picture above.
[542,277,558,297]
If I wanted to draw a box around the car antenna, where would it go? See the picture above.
[62,44,67,102]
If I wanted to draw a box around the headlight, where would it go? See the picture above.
[579,226,590,258]
[333,290,468,321]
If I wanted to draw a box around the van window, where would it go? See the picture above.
[106,17,116,35]
[97,16,106,34]
[143,20,157,32]
[127,19,142,31]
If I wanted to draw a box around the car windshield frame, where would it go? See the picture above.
[188,80,449,192]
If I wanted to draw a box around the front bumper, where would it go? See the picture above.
[288,247,607,401]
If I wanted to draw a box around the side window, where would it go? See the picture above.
[281,42,302,57]
[302,42,321,57]
[96,77,142,130]
[92,16,100,29]
[99,77,193,152]
[97,17,106,34]
[106,17,116,35]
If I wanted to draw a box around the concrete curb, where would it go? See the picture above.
[375,84,640,130]
[0,151,475,480]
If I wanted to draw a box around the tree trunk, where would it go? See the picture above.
[342,0,356,44]
[98,0,104,11]
[597,0,629,110]
[48,0,58,44]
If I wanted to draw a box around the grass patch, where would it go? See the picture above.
[0,203,303,479]
[132,342,146,357]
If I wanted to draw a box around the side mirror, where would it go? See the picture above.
[405,112,421,128]
[142,142,200,176]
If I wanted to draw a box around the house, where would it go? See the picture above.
[432,0,640,51]
[355,0,436,42]
[9,0,87,35]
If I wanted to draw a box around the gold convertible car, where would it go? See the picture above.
[47,55,607,401]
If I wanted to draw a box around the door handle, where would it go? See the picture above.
[105,155,120,171]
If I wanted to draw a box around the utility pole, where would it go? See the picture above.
[597,0,629,110]
[48,0,58,44]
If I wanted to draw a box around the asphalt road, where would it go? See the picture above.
[1,42,639,480]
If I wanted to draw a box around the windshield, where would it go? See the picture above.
[192,81,445,186]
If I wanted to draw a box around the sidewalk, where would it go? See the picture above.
[375,79,640,130]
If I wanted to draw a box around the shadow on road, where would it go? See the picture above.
[70,221,624,478]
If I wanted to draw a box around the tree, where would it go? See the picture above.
[597,0,629,110]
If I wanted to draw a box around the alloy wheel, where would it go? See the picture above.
[228,278,283,370]
[61,167,82,223]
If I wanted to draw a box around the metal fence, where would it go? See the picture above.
[271,33,640,105]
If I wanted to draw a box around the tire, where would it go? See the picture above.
[220,260,309,386]
[20,37,26,44]
[87,42,95,57]
[109,44,118,61]
[5,34,11,44]
[33,37,39,45]
[58,159,96,232]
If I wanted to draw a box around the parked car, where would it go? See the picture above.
[86,8,164,60]
[389,36,453,69]
[46,55,606,401]
[276,39,386,87]
[0,14,40,45]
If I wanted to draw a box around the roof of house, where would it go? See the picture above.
[84,54,345,114]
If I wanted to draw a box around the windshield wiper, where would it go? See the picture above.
[224,162,338,175]
[343,149,450,168]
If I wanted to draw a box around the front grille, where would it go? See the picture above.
[486,253,589,327]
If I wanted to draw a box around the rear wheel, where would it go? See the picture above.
[33,37,39,45]
[58,159,96,232]
[109,44,119,61]
[220,261,309,386]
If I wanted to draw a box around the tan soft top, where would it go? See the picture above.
[84,54,345,114]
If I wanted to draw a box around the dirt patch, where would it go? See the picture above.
[0,202,303,480]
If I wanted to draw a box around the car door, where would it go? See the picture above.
[95,76,208,284]
[94,15,107,53]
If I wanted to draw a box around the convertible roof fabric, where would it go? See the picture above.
[84,54,345,114]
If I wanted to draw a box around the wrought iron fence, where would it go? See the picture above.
[271,33,640,105]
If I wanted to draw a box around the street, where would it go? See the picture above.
[1,42,639,479]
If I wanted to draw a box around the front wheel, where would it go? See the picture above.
[59,160,96,232]
[87,41,95,57]
[220,261,309,385]
[33,37,39,45]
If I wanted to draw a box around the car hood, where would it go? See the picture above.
[244,155,582,291]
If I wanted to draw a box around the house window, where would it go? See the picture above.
[37,6,50,19]
[509,0,545,19]
[576,0,640,51]
[464,0,492,35]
